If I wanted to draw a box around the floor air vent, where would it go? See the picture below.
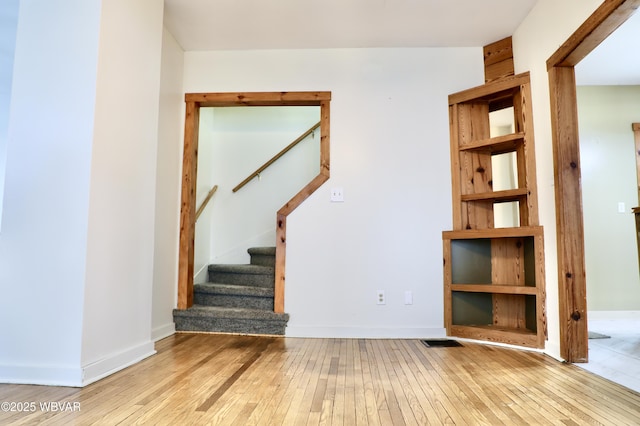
[421,339,462,348]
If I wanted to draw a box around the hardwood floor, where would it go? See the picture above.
[2,333,640,425]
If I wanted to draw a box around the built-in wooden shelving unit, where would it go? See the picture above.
[443,71,547,349]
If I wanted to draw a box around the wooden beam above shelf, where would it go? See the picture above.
[484,36,515,83]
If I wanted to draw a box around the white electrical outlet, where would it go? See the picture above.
[404,291,413,305]
[330,187,344,202]
[377,290,386,305]
[618,202,626,213]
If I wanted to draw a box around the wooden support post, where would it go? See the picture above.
[633,123,640,202]
[178,101,199,309]
[548,66,588,362]
[274,213,286,313]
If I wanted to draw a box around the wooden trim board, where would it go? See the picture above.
[633,123,640,202]
[483,36,515,83]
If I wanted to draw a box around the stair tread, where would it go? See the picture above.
[174,305,289,321]
[248,246,276,256]
[208,264,274,275]
[194,282,274,297]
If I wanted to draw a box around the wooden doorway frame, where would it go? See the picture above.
[634,123,640,201]
[177,92,331,313]
[547,0,640,362]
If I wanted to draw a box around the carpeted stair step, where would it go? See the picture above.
[248,246,276,267]
[173,246,286,336]
[173,305,289,335]
[194,283,274,310]
[208,264,274,288]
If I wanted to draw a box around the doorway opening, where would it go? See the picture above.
[547,0,639,362]
[177,92,331,313]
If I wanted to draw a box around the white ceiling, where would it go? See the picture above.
[163,0,538,50]
[163,0,639,85]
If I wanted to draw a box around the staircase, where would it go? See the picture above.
[173,247,289,335]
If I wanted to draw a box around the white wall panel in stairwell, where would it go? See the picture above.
[184,47,483,337]
[0,0,102,385]
[194,108,215,283]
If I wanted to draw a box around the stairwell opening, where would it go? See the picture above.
[176,92,331,331]
[194,106,321,283]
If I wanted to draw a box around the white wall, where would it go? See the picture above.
[194,108,215,281]
[0,0,169,386]
[513,0,603,359]
[151,27,184,340]
[0,0,19,226]
[490,109,519,228]
[577,85,640,311]
[184,48,483,337]
[81,0,164,384]
[195,105,320,274]
[0,0,102,385]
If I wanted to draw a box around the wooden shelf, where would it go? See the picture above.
[460,188,528,203]
[458,132,524,154]
[443,225,543,240]
[450,325,539,348]
[451,284,537,295]
[444,226,546,349]
[449,72,530,105]
[445,70,545,349]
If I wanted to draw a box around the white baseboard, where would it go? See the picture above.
[588,310,640,320]
[543,340,564,362]
[0,364,84,387]
[0,342,158,387]
[194,264,208,284]
[81,341,156,386]
[152,322,176,341]
[285,326,446,339]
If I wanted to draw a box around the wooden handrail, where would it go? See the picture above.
[232,121,321,193]
[195,185,218,222]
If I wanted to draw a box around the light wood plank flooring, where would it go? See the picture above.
[2,333,640,425]
[576,316,640,393]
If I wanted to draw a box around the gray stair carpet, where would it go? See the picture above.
[174,246,289,336]
[194,283,274,310]
[174,306,289,335]
[247,246,276,267]
[207,264,274,288]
